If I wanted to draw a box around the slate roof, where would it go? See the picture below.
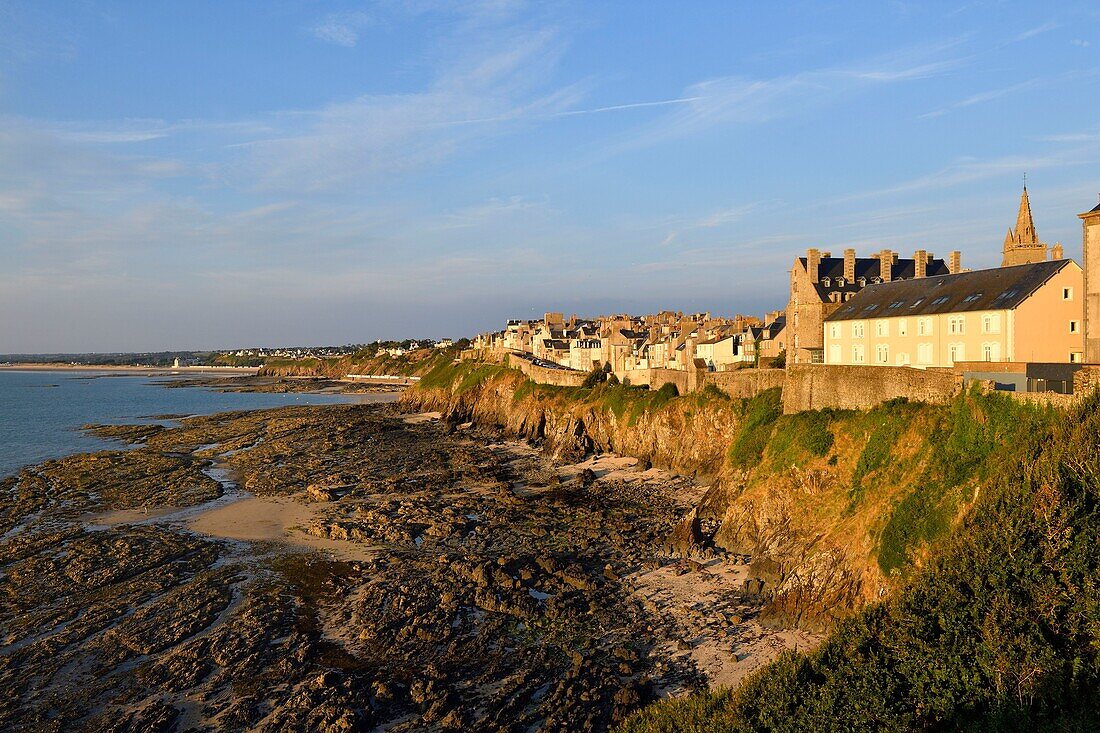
[825,259,1074,322]
[799,256,952,302]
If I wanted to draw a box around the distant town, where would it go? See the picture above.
[468,186,1099,398]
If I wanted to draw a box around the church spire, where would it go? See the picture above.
[1001,183,1048,266]
[1013,185,1038,244]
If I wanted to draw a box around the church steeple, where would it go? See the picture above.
[1013,186,1038,244]
[1002,184,1048,266]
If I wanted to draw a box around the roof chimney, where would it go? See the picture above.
[914,249,927,278]
[806,248,821,283]
[821,251,832,258]
[1051,243,1064,260]
[878,249,894,282]
[843,248,856,282]
[949,250,962,274]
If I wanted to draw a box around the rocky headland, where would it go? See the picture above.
[0,398,809,732]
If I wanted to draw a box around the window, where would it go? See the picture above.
[898,318,908,337]
[895,352,911,366]
[918,318,930,336]
[918,343,933,364]
[931,296,950,306]
[828,344,841,363]
[858,277,866,287]
[949,316,965,335]
[982,342,1000,362]
[1063,287,1074,300]
[982,314,1001,334]
[852,344,865,363]
[888,301,904,310]
[821,277,831,287]
[852,322,865,338]
[1071,320,1080,334]
[948,342,965,364]
[963,293,983,303]
[829,323,840,339]
[876,344,889,363]
[836,277,845,287]
[863,303,879,312]
[1071,352,1083,364]
[875,321,888,337]
[909,298,925,309]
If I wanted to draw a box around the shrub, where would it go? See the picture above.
[728,388,783,469]
[581,367,606,388]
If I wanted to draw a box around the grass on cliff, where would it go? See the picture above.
[417,359,515,393]
[875,388,1056,574]
[620,392,1100,733]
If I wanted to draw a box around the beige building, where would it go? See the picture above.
[1081,199,1100,363]
[824,259,1084,368]
[788,248,957,364]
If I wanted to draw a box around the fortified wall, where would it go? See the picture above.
[782,364,963,412]
[461,348,969,412]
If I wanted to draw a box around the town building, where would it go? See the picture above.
[1080,198,1100,364]
[787,248,958,364]
[823,259,1084,368]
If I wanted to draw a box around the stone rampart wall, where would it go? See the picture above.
[507,356,589,388]
[703,369,786,398]
[647,368,693,395]
[783,364,963,413]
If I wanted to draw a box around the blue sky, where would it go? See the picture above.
[1,1,1098,351]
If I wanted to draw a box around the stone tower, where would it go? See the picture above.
[1002,186,1048,266]
[1080,198,1100,364]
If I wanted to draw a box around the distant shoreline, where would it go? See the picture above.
[0,363,259,376]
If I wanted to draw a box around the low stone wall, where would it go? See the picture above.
[1006,391,1079,409]
[703,368,786,398]
[508,356,588,388]
[647,368,693,395]
[782,364,963,413]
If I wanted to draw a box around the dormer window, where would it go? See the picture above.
[836,277,845,287]
[857,277,866,287]
[822,277,831,287]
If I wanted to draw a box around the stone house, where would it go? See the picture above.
[787,247,958,364]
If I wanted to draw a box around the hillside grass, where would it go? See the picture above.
[620,393,1094,733]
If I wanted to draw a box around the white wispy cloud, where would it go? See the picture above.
[604,40,970,152]
[919,79,1039,118]
[310,11,372,47]
[1013,21,1059,42]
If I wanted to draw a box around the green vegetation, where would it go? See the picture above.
[767,409,836,469]
[621,394,1095,733]
[582,367,607,388]
[417,359,513,393]
[876,388,1055,573]
[727,388,783,469]
[847,404,919,506]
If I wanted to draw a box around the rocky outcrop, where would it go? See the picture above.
[402,370,741,479]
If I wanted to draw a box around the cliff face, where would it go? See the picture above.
[256,349,452,379]
[402,361,1057,631]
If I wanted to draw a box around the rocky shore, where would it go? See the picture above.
[0,402,812,732]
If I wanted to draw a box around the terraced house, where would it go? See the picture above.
[823,258,1084,368]
[786,247,959,364]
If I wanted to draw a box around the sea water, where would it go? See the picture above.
[0,370,383,478]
